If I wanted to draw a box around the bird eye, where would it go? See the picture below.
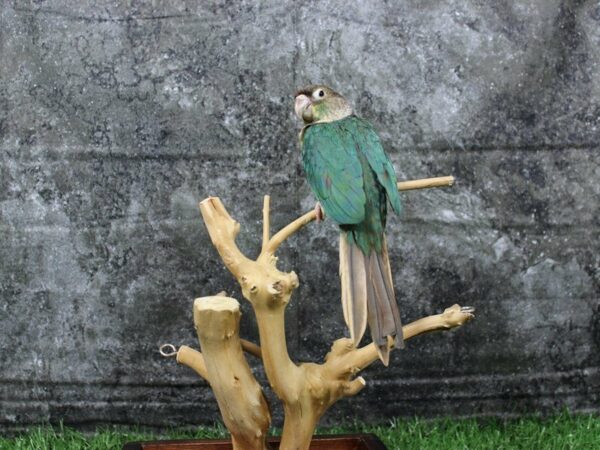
[313,89,325,99]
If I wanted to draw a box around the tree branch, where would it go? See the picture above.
[325,304,475,379]
[241,339,262,359]
[261,195,270,254]
[263,210,316,257]
[176,345,209,380]
[199,197,254,279]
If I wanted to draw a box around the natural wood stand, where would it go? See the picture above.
[163,176,474,450]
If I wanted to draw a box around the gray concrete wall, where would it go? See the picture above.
[1,0,599,430]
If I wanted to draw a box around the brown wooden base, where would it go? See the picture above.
[123,434,387,450]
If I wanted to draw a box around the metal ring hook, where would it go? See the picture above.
[159,343,178,358]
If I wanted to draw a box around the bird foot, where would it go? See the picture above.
[314,202,325,223]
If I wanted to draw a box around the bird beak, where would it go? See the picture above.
[294,94,313,122]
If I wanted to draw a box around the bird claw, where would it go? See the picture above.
[460,306,476,315]
[314,202,325,223]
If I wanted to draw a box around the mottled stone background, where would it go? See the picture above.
[1,0,599,431]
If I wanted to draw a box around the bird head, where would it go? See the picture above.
[294,85,353,124]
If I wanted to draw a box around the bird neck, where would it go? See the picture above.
[312,98,353,124]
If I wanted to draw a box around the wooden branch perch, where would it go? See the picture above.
[324,304,475,377]
[196,175,474,450]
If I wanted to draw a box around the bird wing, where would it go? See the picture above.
[348,117,402,216]
[302,122,366,225]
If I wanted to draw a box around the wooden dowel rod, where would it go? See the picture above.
[398,175,454,191]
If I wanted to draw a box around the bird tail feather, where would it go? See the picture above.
[340,236,368,346]
[340,235,403,366]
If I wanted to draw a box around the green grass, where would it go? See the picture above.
[0,423,230,450]
[331,413,600,449]
[1,413,600,449]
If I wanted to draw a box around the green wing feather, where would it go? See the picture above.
[302,122,366,224]
[346,117,402,216]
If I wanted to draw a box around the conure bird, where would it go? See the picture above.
[294,85,403,365]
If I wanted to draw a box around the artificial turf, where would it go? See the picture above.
[1,413,599,449]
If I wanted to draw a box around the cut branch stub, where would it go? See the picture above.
[193,296,271,450]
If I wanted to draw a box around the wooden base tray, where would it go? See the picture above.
[123,434,387,450]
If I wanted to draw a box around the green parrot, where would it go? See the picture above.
[294,84,403,365]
